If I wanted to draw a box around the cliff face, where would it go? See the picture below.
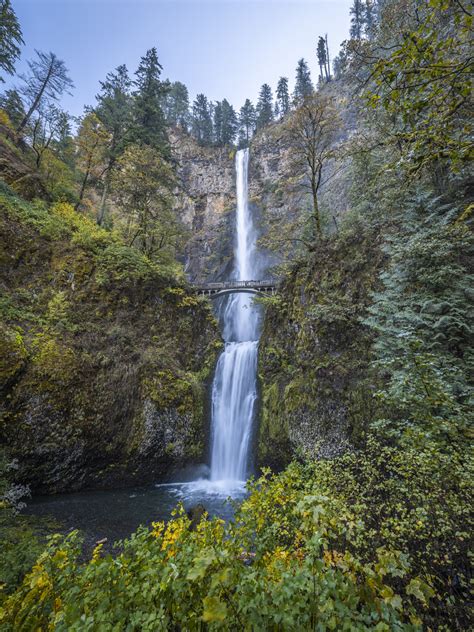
[0,186,221,493]
[257,223,383,470]
[247,85,355,265]
[171,132,236,282]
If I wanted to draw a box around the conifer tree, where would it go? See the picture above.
[364,0,377,39]
[324,34,331,81]
[0,0,23,82]
[17,50,74,133]
[132,48,169,155]
[238,99,256,146]
[213,101,223,145]
[0,88,24,127]
[95,64,132,160]
[191,93,213,146]
[317,37,329,83]
[256,83,274,130]
[219,99,238,145]
[293,59,313,105]
[350,0,364,39]
[95,64,132,224]
[163,81,190,131]
[276,77,290,117]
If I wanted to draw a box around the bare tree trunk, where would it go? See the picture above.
[311,178,322,239]
[325,34,331,81]
[17,60,54,133]
[75,171,90,211]
[97,179,109,225]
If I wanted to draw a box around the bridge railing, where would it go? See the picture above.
[195,279,276,291]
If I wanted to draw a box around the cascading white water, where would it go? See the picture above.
[210,148,260,484]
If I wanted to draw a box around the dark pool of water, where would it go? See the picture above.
[22,478,248,550]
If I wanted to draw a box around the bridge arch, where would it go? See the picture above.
[194,280,277,299]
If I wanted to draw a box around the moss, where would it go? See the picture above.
[30,334,77,390]
[258,222,385,469]
[0,325,28,382]
[0,187,220,493]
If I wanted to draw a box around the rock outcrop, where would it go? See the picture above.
[171,132,236,282]
[0,187,221,493]
[257,222,384,470]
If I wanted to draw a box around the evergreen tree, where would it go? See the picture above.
[324,34,331,81]
[365,194,473,429]
[364,0,377,39]
[95,64,133,224]
[276,77,290,117]
[332,44,349,80]
[0,88,25,127]
[238,99,256,146]
[52,109,74,166]
[0,0,23,82]
[163,81,190,131]
[350,0,364,39]
[219,99,238,146]
[317,37,329,83]
[256,83,274,130]
[213,101,223,145]
[132,47,169,154]
[293,59,313,105]
[17,50,74,133]
[191,93,213,146]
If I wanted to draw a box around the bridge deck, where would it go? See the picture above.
[194,280,277,297]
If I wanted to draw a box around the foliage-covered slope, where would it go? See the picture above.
[1,436,471,629]
[258,219,384,468]
[0,184,220,493]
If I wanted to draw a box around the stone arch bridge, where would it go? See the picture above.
[194,280,277,299]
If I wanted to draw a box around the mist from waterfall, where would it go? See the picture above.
[209,148,260,486]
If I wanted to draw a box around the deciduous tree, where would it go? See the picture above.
[112,144,183,261]
[75,112,109,211]
[283,94,339,240]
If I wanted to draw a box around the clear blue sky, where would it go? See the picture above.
[8,0,352,117]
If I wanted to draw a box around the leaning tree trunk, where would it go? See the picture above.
[17,61,54,134]
[75,167,90,212]
[97,179,109,225]
[311,178,322,240]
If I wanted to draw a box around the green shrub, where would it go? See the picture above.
[2,438,470,630]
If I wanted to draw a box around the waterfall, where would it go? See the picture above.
[209,148,260,484]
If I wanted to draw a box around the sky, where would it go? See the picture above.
[8,0,353,118]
